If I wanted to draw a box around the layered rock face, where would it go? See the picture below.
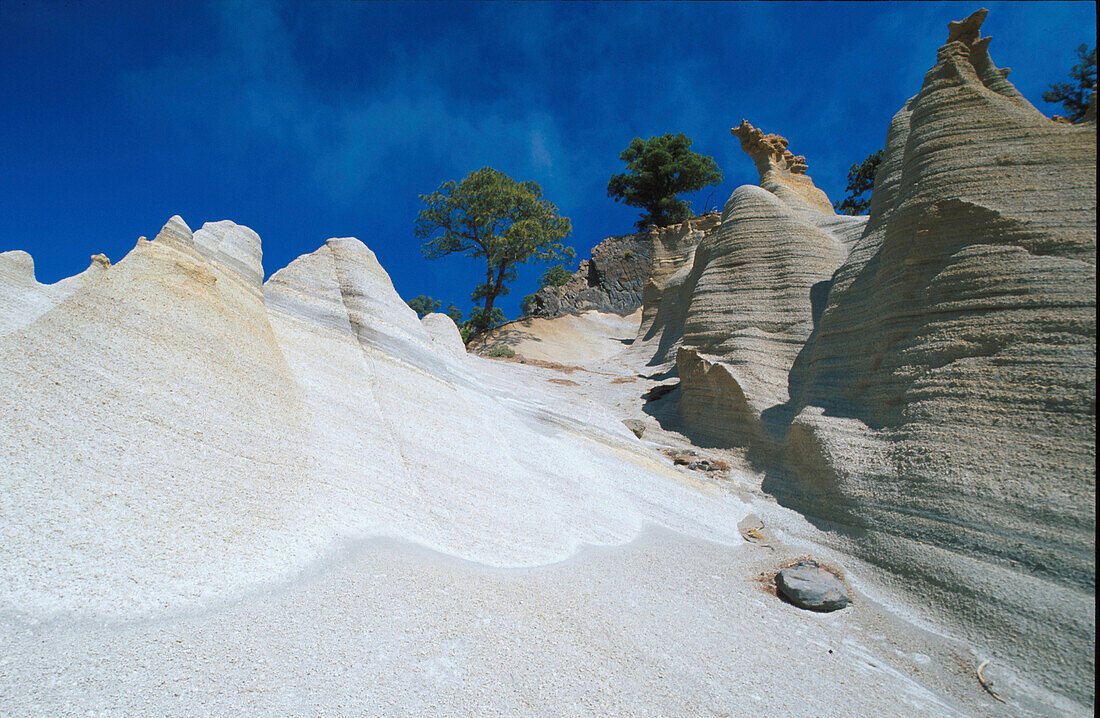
[527,212,720,318]
[0,217,316,613]
[0,216,747,618]
[778,11,1096,701]
[671,124,865,449]
[0,250,109,336]
[622,214,726,366]
[670,10,1095,703]
[730,119,836,215]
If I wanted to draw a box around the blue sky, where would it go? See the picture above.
[1,1,1095,319]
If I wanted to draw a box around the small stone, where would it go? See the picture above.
[775,561,850,612]
[622,419,646,439]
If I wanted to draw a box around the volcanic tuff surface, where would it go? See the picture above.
[673,122,867,451]
[0,215,985,717]
[0,8,1094,717]
[663,8,1094,706]
[0,216,750,618]
[782,10,1097,702]
[490,10,1096,708]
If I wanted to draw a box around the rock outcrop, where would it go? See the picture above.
[775,10,1096,702]
[621,214,727,367]
[0,250,109,336]
[0,216,314,613]
[527,212,720,318]
[664,9,1095,705]
[730,120,836,215]
[0,215,747,618]
[667,125,865,451]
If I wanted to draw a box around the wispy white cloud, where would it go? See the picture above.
[124,3,577,209]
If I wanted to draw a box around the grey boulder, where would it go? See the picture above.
[775,561,850,612]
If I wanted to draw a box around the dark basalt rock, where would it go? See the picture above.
[528,212,721,319]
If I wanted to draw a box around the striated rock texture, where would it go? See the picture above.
[527,212,720,318]
[0,216,315,613]
[667,126,865,450]
[0,215,747,618]
[769,9,1095,704]
[622,214,727,367]
[0,250,109,336]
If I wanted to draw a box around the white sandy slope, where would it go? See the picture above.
[0,217,744,619]
[1,529,984,717]
[1,217,1075,715]
[469,310,642,365]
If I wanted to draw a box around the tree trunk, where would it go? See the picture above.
[477,263,510,334]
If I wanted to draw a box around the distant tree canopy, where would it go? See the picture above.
[520,294,540,316]
[1043,43,1096,122]
[416,167,573,340]
[607,133,722,231]
[444,303,464,328]
[406,295,442,318]
[539,264,573,288]
[834,149,883,216]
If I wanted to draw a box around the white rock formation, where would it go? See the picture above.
[668,122,866,450]
[0,250,109,336]
[778,10,1096,703]
[420,311,467,358]
[0,217,746,618]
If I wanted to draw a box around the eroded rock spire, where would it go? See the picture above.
[730,120,834,214]
[731,120,808,177]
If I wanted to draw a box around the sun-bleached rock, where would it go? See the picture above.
[773,9,1095,703]
[671,130,864,451]
[420,311,467,358]
[0,217,315,615]
[192,219,264,287]
[266,237,457,379]
[0,250,109,336]
[0,216,747,619]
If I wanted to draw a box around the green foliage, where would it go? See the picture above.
[406,295,443,318]
[485,345,516,358]
[623,250,634,260]
[833,149,883,216]
[539,264,573,288]
[408,299,477,343]
[445,303,464,327]
[1042,44,1096,122]
[607,133,722,231]
[439,303,474,342]
[520,294,539,316]
[416,167,574,338]
[464,306,505,333]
